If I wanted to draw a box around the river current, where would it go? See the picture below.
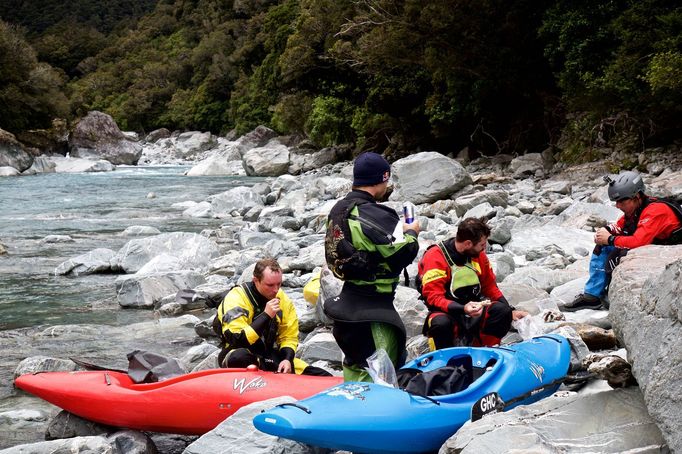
[0,167,255,331]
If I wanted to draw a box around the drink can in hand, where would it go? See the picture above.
[402,202,415,224]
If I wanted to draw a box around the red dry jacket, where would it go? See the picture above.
[418,241,504,314]
[609,199,681,249]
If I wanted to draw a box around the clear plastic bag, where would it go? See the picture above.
[512,314,546,340]
[365,348,398,387]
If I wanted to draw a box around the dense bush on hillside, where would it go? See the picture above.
[0,0,679,159]
[0,21,69,131]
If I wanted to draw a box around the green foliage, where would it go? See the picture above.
[305,95,354,146]
[0,0,157,35]
[0,20,69,132]
[228,0,300,135]
[271,92,313,134]
[0,0,679,157]
[646,50,682,92]
[351,107,394,152]
[540,0,682,154]
[32,20,108,77]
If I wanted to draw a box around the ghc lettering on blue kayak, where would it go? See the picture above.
[479,393,499,413]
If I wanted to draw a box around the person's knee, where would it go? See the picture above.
[221,348,258,368]
[302,365,333,376]
[428,314,453,336]
[482,303,513,338]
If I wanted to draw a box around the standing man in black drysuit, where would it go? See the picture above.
[324,152,420,382]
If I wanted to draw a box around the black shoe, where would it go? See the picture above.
[563,294,602,312]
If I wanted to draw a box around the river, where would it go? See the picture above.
[0,167,255,331]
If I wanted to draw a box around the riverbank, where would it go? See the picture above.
[1,144,681,452]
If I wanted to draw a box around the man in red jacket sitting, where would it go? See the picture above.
[418,217,527,349]
[565,170,682,311]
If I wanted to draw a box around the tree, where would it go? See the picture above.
[0,20,69,132]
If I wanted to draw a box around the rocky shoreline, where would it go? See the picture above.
[1,114,681,453]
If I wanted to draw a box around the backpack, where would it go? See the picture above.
[655,198,682,245]
[325,197,384,281]
[414,241,455,299]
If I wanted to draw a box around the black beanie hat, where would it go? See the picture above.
[353,152,391,186]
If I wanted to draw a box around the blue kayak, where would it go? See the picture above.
[253,334,571,454]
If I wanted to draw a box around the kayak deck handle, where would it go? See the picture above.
[534,335,563,344]
[276,402,312,414]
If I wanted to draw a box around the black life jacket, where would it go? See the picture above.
[325,193,384,281]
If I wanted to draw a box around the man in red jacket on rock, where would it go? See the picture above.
[565,170,682,311]
[418,217,527,349]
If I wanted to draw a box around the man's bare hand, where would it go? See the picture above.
[464,302,484,317]
[277,359,292,374]
[512,309,529,321]
[594,227,611,246]
[264,298,280,318]
[403,220,420,235]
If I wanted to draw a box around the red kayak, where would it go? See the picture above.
[15,367,342,435]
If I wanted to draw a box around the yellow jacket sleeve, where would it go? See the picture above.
[275,290,299,352]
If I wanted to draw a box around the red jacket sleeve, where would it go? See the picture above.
[608,216,625,235]
[419,246,458,313]
[613,203,681,249]
[476,251,504,302]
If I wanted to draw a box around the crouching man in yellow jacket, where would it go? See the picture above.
[217,258,330,376]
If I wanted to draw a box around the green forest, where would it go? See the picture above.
[1,0,680,160]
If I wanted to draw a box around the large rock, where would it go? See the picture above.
[1,430,156,454]
[288,147,343,174]
[184,396,319,454]
[15,120,69,156]
[390,152,472,204]
[650,168,682,198]
[69,111,142,165]
[14,356,78,378]
[46,156,115,173]
[506,225,594,257]
[186,151,245,176]
[174,131,217,159]
[549,200,621,230]
[243,141,291,176]
[45,411,110,440]
[440,382,666,453]
[111,232,220,273]
[609,245,682,452]
[209,186,263,217]
[115,271,206,308]
[54,248,116,276]
[509,152,545,178]
[502,266,586,293]
[144,128,171,143]
[0,128,32,172]
[453,190,508,217]
[235,125,277,155]
[394,286,428,338]
[297,331,343,365]
[0,166,20,176]
[21,156,56,175]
